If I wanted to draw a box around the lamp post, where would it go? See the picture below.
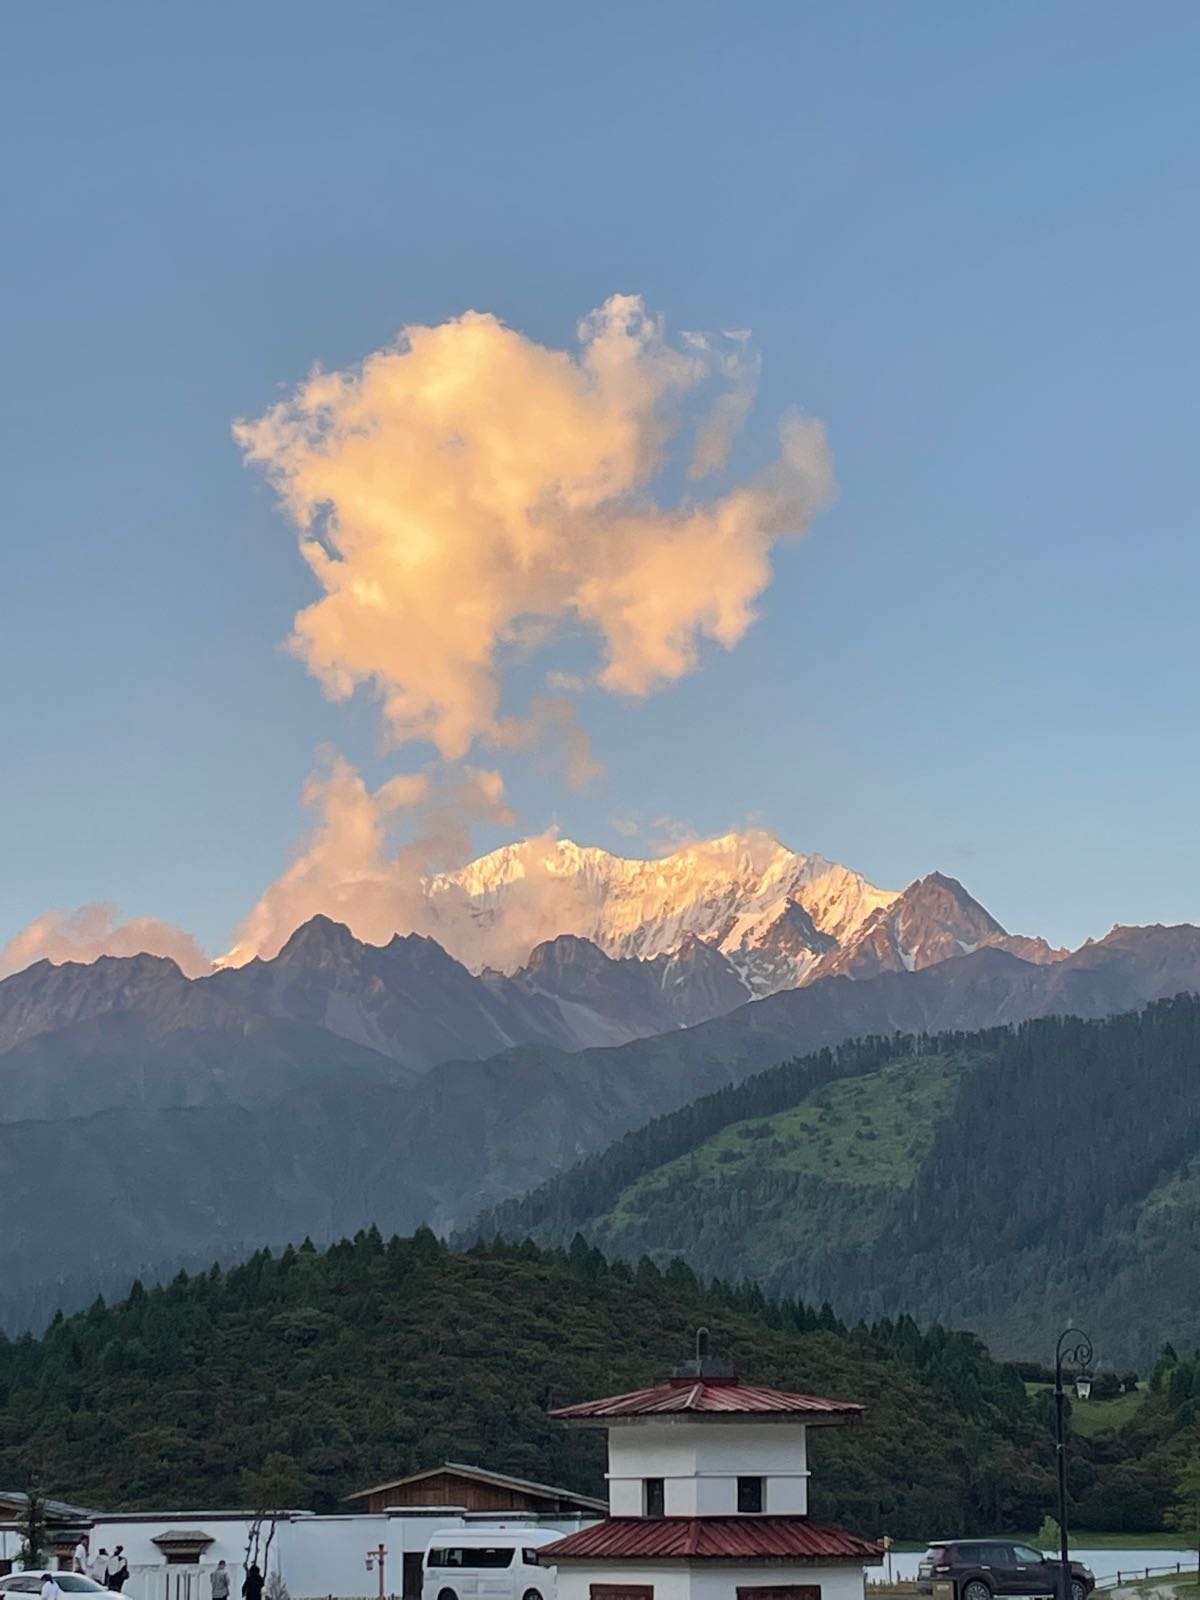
[365,1544,387,1600]
[1053,1328,1093,1600]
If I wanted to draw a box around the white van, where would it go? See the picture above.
[422,1525,560,1600]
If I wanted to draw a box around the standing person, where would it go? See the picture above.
[106,1548,129,1592]
[74,1538,90,1574]
[241,1564,264,1600]
[41,1575,63,1600]
[211,1562,231,1600]
[91,1550,109,1585]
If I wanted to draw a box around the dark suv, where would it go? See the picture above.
[918,1541,1095,1600]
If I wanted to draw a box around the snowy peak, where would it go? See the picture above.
[809,872,1063,983]
[428,830,897,993]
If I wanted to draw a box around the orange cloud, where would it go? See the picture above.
[0,905,211,979]
[235,295,833,760]
[219,752,513,966]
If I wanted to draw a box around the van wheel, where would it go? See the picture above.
[963,1583,992,1600]
[523,1590,542,1600]
[438,1588,459,1600]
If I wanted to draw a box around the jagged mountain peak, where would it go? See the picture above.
[806,869,1059,983]
[277,913,361,958]
[427,830,897,992]
[524,933,614,972]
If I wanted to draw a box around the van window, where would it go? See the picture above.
[427,1549,515,1570]
[522,1553,542,1568]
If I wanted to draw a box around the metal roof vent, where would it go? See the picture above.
[671,1325,734,1380]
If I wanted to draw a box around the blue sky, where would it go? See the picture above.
[3,0,1199,960]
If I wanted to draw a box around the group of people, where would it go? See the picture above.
[61,1538,131,1591]
[41,1541,264,1600]
[38,1543,128,1600]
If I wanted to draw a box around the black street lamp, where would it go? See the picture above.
[1054,1327,1093,1600]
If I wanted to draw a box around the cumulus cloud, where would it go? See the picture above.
[235,294,833,759]
[220,752,513,967]
[0,905,212,979]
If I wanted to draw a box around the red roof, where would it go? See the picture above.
[550,1377,863,1422]
[541,1517,882,1562]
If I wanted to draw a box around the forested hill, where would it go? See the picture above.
[1,1231,1194,1534]
[0,1230,1053,1536]
[467,997,1200,1368]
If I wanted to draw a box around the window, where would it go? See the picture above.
[590,1588,653,1600]
[426,1549,514,1570]
[643,1477,665,1517]
[1013,1549,1044,1565]
[979,1547,1012,1568]
[522,1552,543,1568]
[737,1475,764,1513]
[737,1587,820,1600]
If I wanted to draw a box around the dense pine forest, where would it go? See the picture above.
[0,1230,1195,1537]
[468,998,1200,1366]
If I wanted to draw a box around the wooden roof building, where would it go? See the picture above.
[343,1462,607,1518]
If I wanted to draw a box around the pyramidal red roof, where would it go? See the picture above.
[541,1517,882,1562]
[550,1376,863,1422]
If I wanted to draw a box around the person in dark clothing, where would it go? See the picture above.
[242,1564,264,1600]
[106,1549,130,1593]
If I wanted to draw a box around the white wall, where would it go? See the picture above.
[85,1510,464,1600]
[607,1423,809,1517]
[79,1509,593,1600]
[556,1561,867,1600]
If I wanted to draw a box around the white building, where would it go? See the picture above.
[540,1334,881,1600]
[0,1465,599,1600]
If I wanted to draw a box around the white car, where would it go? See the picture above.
[422,1526,559,1600]
[1,1581,110,1600]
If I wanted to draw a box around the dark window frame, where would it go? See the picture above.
[737,1474,765,1513]
[643,1477,665,1517]
[737,1587,821,1600]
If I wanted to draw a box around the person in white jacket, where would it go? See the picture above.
[91,1551,110,1585]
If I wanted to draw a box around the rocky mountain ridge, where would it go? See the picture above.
[5,920,1200,1333]
[423,831,898,991]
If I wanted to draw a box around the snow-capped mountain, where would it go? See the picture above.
[805,871,1066,983]
[425,831,898,994]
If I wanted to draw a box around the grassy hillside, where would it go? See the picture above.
[599,1050,970,1279]
[1024,1384,1147,1439]
[468,999,1200,1367]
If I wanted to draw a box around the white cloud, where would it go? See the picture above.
[0,905,211,979]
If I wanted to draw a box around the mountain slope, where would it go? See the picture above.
[466,999,1200,1367]
[0,956,408,1124]
[5,919,1200,1337]
[205,915,602,1067]
[0,952,188,1056]
[206,914,758,1065]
